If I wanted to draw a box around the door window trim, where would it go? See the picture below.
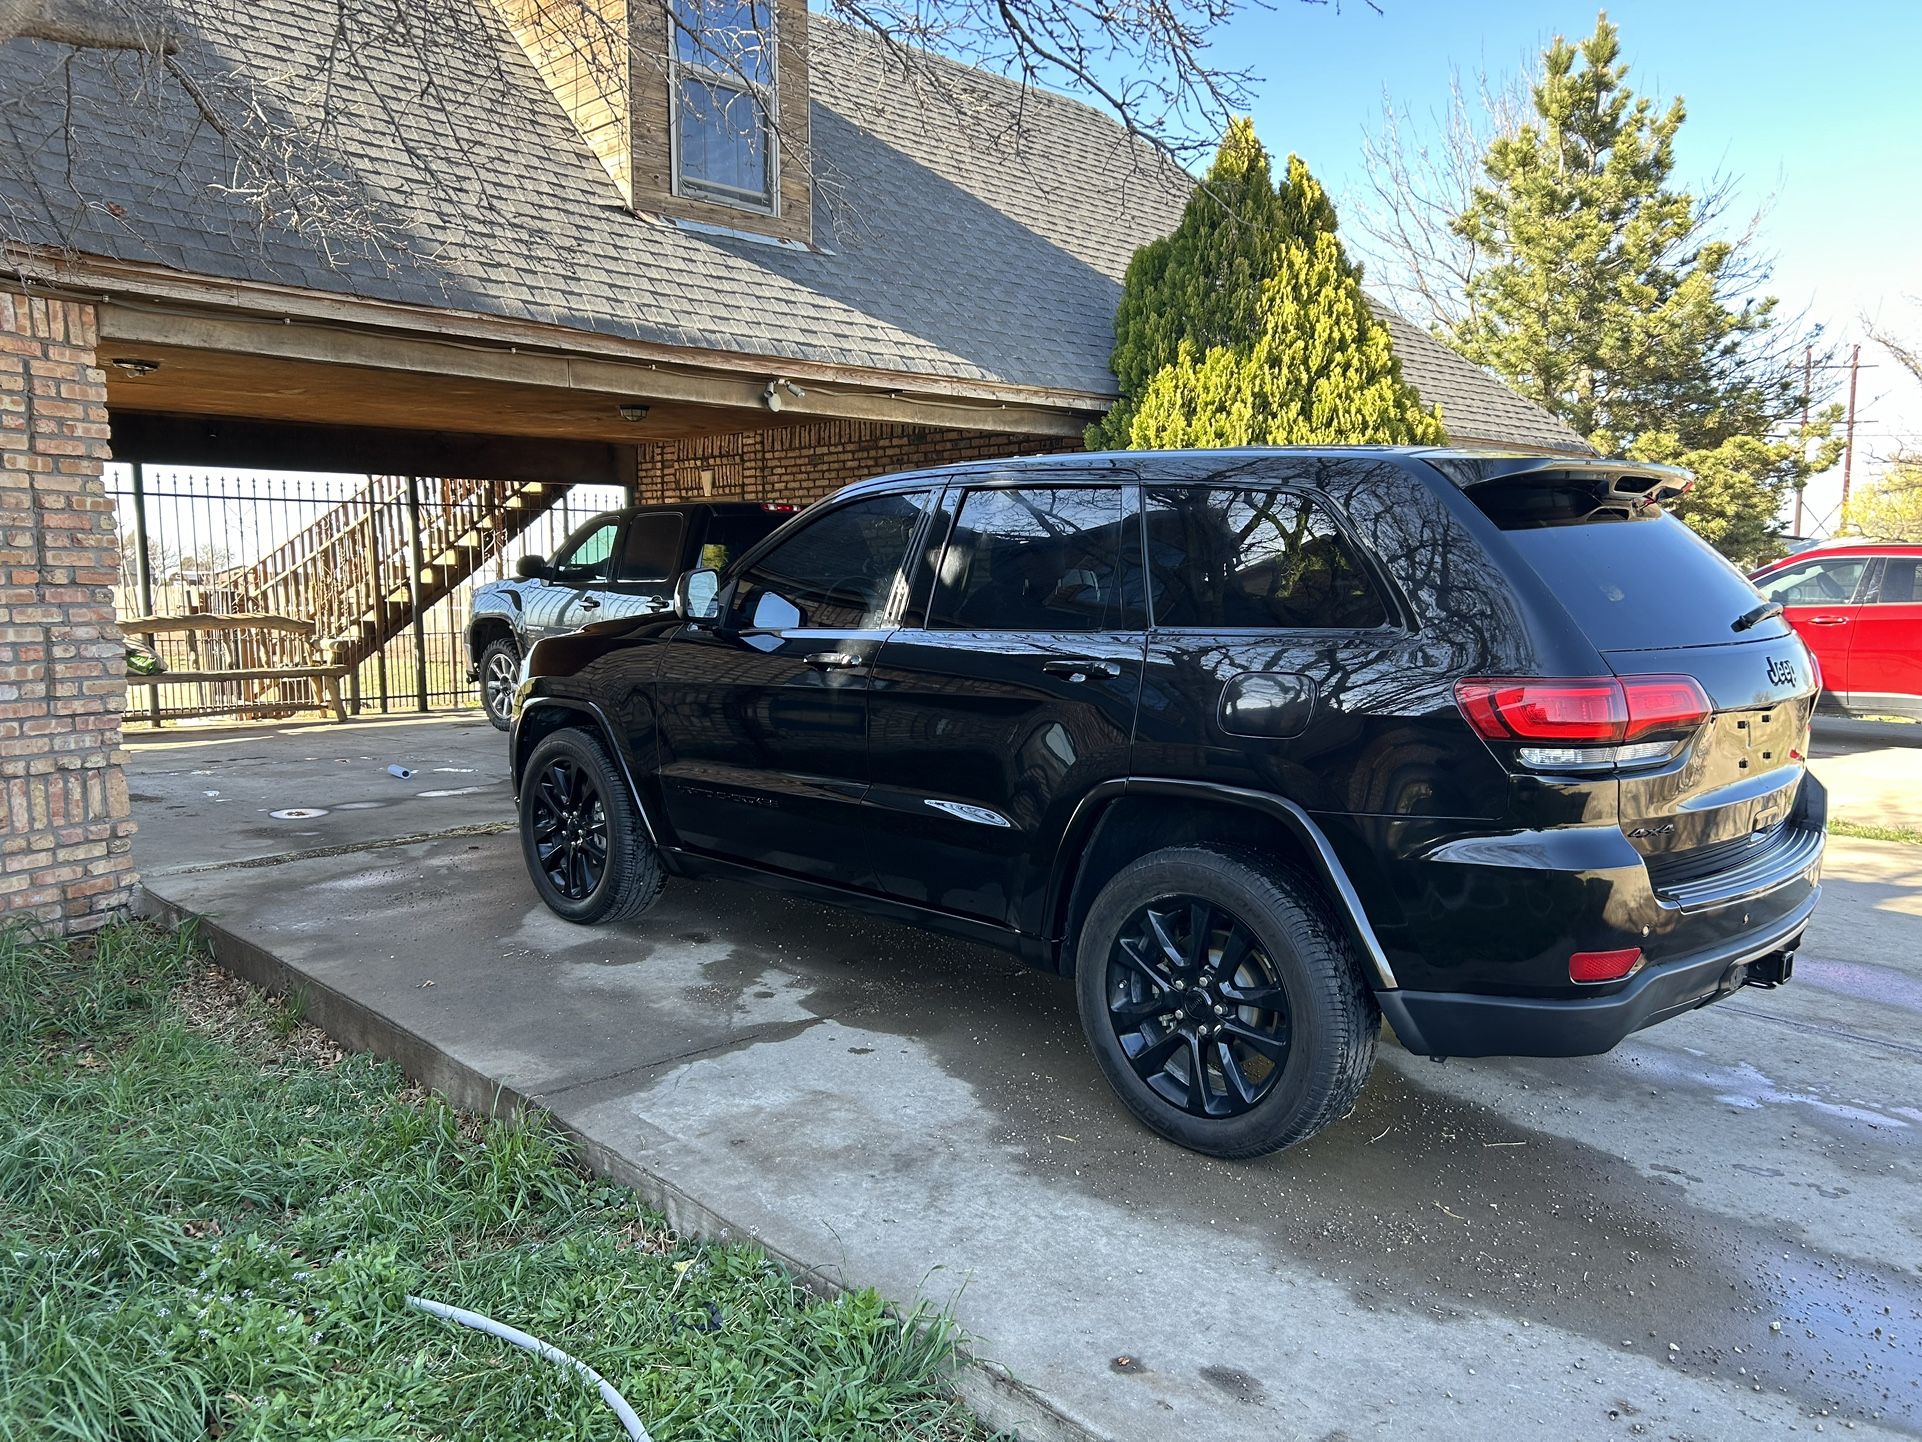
[1136,482,1411,635]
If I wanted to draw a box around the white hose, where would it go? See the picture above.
[405,1293,652,1442]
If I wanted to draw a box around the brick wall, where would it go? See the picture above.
[633,418,1081,507]
[0,292,135,933]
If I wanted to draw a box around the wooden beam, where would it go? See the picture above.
[96,304,1090,438]
[109,411,638,485]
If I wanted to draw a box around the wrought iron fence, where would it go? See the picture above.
[108,464,628,725]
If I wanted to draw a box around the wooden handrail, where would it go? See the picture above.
[120,612,316,636]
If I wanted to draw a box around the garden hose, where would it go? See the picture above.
[404,1294,651,1441]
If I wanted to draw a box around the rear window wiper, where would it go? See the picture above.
[1732,600,1784,633]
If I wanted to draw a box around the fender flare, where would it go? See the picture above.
[512,696,660,845]
[1049,777,1399,991]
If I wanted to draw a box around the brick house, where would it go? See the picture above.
[0,0,1582,930]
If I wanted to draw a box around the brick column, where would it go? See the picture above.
[0,291,136,931]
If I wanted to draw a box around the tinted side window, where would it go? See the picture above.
[1754,557,1869,607]
[928,486,1136,631]
[1871,559,1922,604]
[1143,487,1387,629]
[616,514,687,583]
[552,518,620,583]
[729,492,929,631]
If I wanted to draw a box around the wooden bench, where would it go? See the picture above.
[121,613,351,724]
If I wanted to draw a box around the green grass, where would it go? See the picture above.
[0,922,992,1441]
[1829,818,1922,846]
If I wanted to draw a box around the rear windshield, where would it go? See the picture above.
[1471,485,1784,651]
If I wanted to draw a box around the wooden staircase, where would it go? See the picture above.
[221,476,570,698]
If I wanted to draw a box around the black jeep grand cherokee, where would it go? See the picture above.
[510,449,1825,1158]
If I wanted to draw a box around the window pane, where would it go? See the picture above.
[676,78,770,202]
[730,492,929,631]
[616,515,686,584]
[699,511,789,574]
[1755,558,1868,607]
[672,0,773,84]
[1874,559,1922,605]
[929,487,1135,632]
[1144,487,1386,629]
[553,519,619,583]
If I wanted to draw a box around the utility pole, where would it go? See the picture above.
[1840,344,1861,519]
[1794,347,1812,537]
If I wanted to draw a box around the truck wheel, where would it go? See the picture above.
[518,728,664,925]
[479,638,520,731]
[1073,845,1379,1159]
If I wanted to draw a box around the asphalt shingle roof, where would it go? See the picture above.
[0,1,1585,450]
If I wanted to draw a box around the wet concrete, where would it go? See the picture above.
[130,719,1922,1441]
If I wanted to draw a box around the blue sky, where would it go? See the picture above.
[1200,0,1921,527]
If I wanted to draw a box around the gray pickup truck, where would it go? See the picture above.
[466,501,795,728]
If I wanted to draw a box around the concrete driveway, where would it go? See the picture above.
[129,713,1922,1441]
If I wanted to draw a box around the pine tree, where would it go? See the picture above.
[1091,126,1445,451]
[1448,13,1839,563]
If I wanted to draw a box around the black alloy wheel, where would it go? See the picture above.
[1074,844,1378,1158]
[528,754,610,902]
[517,727,665,925]
[1106,896,1292,1119]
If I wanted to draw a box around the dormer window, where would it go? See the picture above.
[670,0,777,212]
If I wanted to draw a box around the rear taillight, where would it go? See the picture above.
[1455,675,1710,772]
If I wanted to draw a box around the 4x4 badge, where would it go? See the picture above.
[1766,656,1797,688]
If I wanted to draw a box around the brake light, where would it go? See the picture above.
[1569,947,1643,984]
[760,503,798,512]
[1456,676,1710,771]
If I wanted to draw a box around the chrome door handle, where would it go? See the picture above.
[1042,658,1122,680]
[804,651,861,670]
[1805,616,1848,626]
[576,596,601,611]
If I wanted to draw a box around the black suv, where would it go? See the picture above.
[509,450,1825,1157]
[466,502,795,728]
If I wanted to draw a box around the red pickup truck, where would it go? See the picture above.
[1750,541,1922,719]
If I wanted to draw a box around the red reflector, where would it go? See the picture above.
[1456,676,1710,745]
[1569,947,1643,984]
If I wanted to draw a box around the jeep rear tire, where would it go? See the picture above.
[1073,845,1379,1158]
[518,728,664,925]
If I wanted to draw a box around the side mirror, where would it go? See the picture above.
[516,554,548,581]
[675,567,722,626]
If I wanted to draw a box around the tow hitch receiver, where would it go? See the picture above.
[1742,949,1795,990]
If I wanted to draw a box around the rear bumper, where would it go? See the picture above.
[1378,885,1819,1059]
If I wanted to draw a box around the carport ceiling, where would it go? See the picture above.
[100,344,788,445]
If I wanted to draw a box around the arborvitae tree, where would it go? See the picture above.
[1092,125,1445,450]
[1448,13,1839,563]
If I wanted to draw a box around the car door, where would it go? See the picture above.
[651,488,934,887]
[588,510,687,625]
[1753,553,1873,699]
[1128,479,1410,815]
[863,478,1147,928]
[524,513,622,641]
[1847,555,1922,712]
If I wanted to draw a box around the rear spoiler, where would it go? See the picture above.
[1425,455,1695,510]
